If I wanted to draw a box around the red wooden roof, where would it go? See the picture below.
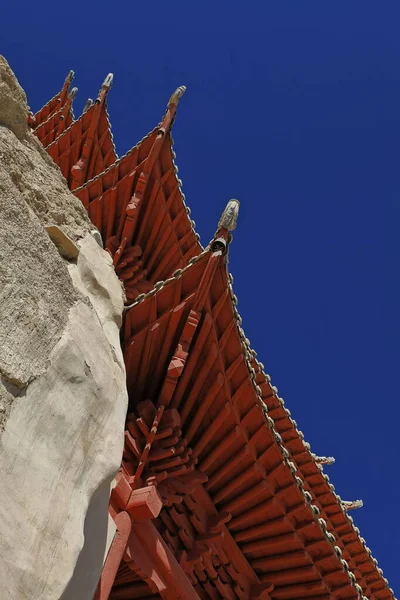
[32,86,76,147]
[30,74,395,600]
[113,244,369,599]
[73,86,202,301]
[76,123,201,273]
[45,74,117,189]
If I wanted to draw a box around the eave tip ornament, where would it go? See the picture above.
[342,499,364,512]
[69,87,78,101]
[218,198,240,232]
[65,70,75,84]
[312,454,336,466]
[83,98,93,113]
[168,85,186,107]
[102,73,114,90]
[97,73,113,102]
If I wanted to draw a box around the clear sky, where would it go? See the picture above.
[3,1,399,592]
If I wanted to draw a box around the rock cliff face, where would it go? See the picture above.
[0,56,128,599]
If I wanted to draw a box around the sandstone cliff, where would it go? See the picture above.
[0,56,128,599]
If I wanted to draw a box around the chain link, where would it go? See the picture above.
[225,264,393,600]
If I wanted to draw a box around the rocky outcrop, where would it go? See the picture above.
[0,56,128,599]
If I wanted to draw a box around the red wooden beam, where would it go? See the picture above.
[124,519,200,600]
[94,512,132,600]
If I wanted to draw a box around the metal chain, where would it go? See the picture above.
[226,268,393,600]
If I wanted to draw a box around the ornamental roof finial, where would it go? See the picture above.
[168,85,186,107]
[82,98,93,113]
[218,199,240,232]
[97,73,114,102]
[312,454,336,466]
[69,87,78,100]
[65,70,75,84]
[102,73,114,90]
[210,199,240,255]
[342,499,364,511]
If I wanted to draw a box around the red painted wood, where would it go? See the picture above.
[94,512,132,600]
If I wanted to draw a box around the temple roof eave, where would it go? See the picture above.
[122,247,376,600]
[29,73,395,600]
[245,339,396,600]
[74,121,202,292]
[45,97,117,156]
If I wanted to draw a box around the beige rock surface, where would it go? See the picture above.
[0,56,127,599]
[0,56,90,241]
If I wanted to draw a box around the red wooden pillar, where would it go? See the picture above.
[93,511,131,600]
[95,482,200,599]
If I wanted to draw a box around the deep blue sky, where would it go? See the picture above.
[3,2,399,591]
